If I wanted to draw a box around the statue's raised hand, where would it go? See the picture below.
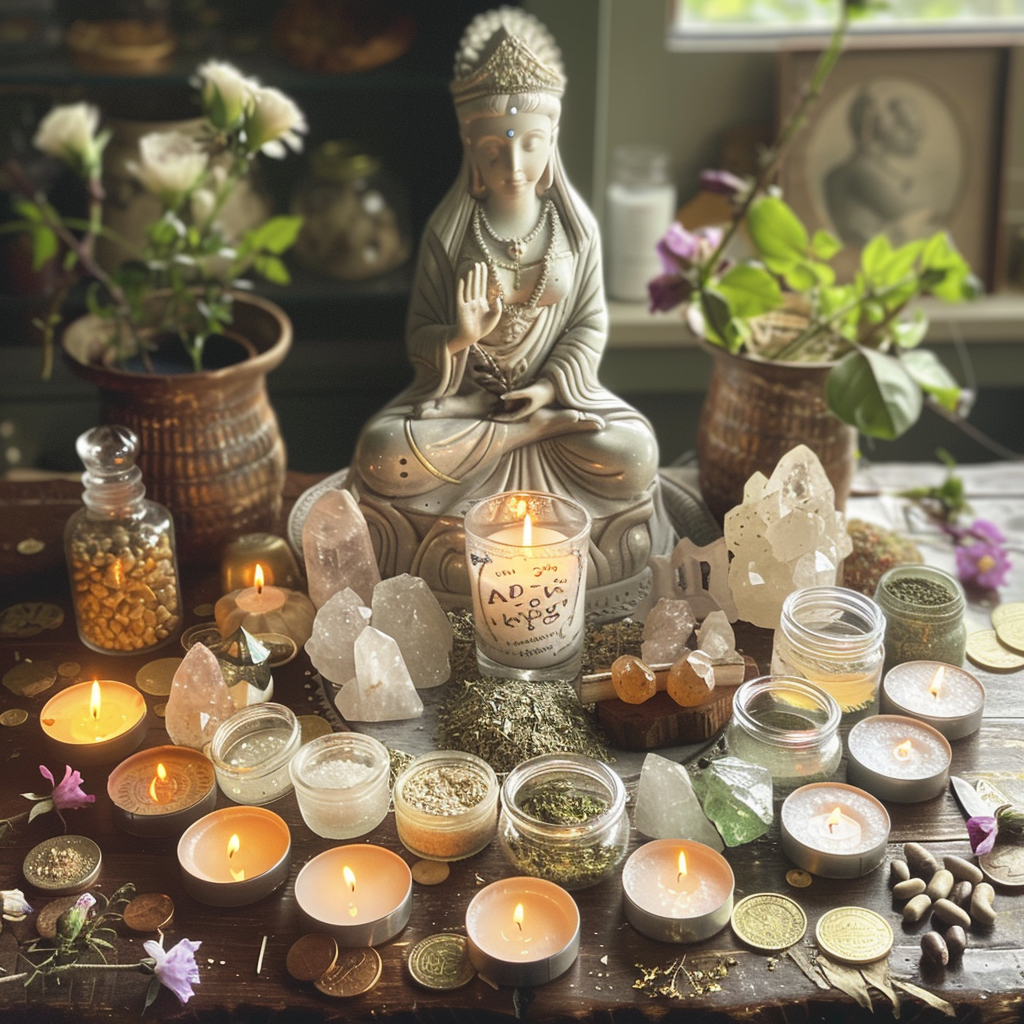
[449,262,501,354]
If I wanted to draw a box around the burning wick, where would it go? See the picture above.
[89,680,101,722]
[677,849,687,883]
[343,865,358,918]
[227,833,245,881]
[148,762,169,803]
[893,739,914,762]
[513,902,524,933]
[522,513,533,546]
[929,666,944,699]
[826,807,844,835]
[253,563,266,595]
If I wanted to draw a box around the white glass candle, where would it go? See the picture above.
[780,783,890,878]
[289,732,391,839]
[465,877,580,987]
[463,491,590,680]
[880,661,985,739]
[846,714,952,803]
[295,845,412,946]
[622,839,734,943]
[40,679,147,765]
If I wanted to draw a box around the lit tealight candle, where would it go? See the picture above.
[294,845,413,946]
[622,840,735,943]
[177,806,291,907]
[780,783,890,878]
[108,745,217,837]
[881,661,985,739]
[40,680,147,765]
[846,714,952,803]
[214,564,317,646]
[465,877,580,987]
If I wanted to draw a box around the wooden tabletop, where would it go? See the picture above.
[0,464,1022,1024]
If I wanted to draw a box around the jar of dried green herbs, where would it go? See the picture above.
[874,565,966,673]
[498,753,628,891]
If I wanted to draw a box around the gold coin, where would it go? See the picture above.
[254,632,298,666]
[991,602,1024,629]
[407,933,476,991]
[786,869,812,889]
[35,895,80,940]
[23,836,102,895]
[0,602,64,637]
[815,907,893,965]
[135,657,182,696]
[192,603,216,618]
[287,933,339,982]
[123,893,175,933]
[152,702,167,718]
[994,606,1024,654]
[731,893,807,952]
[411,859,451,886]
[0,708,28,727]
[180,623,222,652]
[2,660,57,697]
[298,715,333,745]
[966,630,1024,672]
[16,538,44,556]
[314,947,382,997]
[58,661,81,678]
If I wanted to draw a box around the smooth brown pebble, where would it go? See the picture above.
[950,880,973,908]
[924,869,954,902]
[892,878,926,900]
[902,894,932,923]
[921,931,949,965]
[411,859,450,885]
[932,898,971,929]
[944,925,968,959]
[904,842,940,879]
[943,855,983,885]
[970,882,997,928]
[889,859,910,885]
[611,655,657,704]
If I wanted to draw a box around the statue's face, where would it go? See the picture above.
[467,112,552,200]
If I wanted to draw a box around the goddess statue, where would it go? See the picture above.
[343,8,677,618]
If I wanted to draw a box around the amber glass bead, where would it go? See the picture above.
[611,655,656,704]
[666,653,714,707]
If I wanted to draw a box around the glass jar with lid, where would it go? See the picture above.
[725,675,842,794]
[209,703,301,805]
[771,586,886,722]
[498,753,629,890]
[290,140,411,281]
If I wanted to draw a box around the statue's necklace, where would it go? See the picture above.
[479,200,552,288]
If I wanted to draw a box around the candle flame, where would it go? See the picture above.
[826,807,843,834]
[522,512,533,547]
[929,666,944,698]
[254,563,265,594]
[227,834,244,881]
[677,850,687,882]
[148,762,168,803]
[513,902,524,931]
[893,739,914,761]
[89,680,101,721]
[343,866,356,891]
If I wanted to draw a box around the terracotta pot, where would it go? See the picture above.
[696,344,858,525]
[62,293,292,563]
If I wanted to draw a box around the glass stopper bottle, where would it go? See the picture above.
[65,425,182,654]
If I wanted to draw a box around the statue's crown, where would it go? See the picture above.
[451,27,564,105]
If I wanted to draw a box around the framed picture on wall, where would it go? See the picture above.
[777,47,1008,289]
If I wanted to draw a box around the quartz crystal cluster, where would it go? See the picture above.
[725,445,852,630]
[166,643,237,749]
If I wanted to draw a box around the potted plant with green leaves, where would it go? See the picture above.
[4,60,307,559]
[648,10,979,523]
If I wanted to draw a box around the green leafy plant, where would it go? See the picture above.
[649,7,980,441]
[2,60,306,376]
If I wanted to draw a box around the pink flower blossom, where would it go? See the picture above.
[648,273,693,314]
[700,169,747,196]
[949,518,1012,589]
[144,937,202,1005]
[39,764,95,812]
[966,814,998,855]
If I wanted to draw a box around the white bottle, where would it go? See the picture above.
[604,145,677,302]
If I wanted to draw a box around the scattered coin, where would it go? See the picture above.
[314,947,382,997]
[407,933,476,991]
[966,630,1024,672]
[815,906,893,965]
[153,702,167,718]
[58,661,81,678]
[411,859,451,886]
[786,869,812,889]
[0,708,28,727]
[993,605,1024,654]
[731,893,807,952]
[979,844,1024,890]
[23,836,102,895]
[298,715,333,744]
[991,601,1024,629]
[180,623,222,652]
[287,932,339,982]
[192,603,216,618]
[35,895,79,940]
[16,538,44,556]
[255,632,298,666]
[0,602,64,637]
[2,660,57,698]
[136,658,182,697]
[123,893,175,933]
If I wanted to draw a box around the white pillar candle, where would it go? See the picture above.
[846,714,952,803]
[780,783,890,878]
[881,661,985,739]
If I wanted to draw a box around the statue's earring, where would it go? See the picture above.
[469,160,487,199]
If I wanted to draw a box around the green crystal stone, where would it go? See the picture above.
[689,755,773,847]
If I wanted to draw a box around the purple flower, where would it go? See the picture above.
[955,537,1012,589]
[39,764,95,812]
[1,888,32,921]
[966,814,998,855]
[700,168,747,196]
[656,222,724,273]
[966,518,1005,545]
[647,273,693,313]
[144,937,201,1005]
[57,892,96,943]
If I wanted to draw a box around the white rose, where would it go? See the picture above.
[196,60,256,126]
[246,86,307,158]
[189,187,216,223]
[33,102,101,170]
[128,131,208,201]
